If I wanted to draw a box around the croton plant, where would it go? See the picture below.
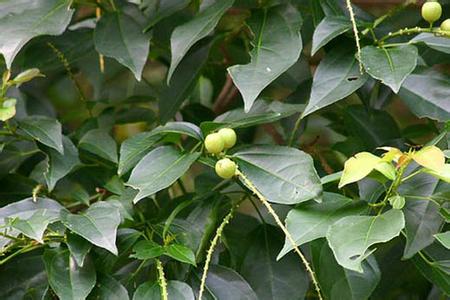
[0,0,449,299]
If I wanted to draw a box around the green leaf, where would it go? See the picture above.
[165,244,196,265]
[9,209,58,243]
[19,116,64,153]
[79,129,118,163]
[278,193,366,259]
[0,106,16,121]
[302,47,368,117]
[399,173,445,258]
[326,209,405,272]
[0,253,48,299]
[234,145,322,204]
[43,136,80,191]
[311,239,381,300]
[159,43,211,124]
[0,0,74,68]
[412,33,450,54]
[133,281,195,300]
[338,152,382,188]
[198,265,258,299]
[0,197,63,246]
[311,16,351,55]
[435,231,450,249]
[228,4,303,112]
[398,69,450,122]
[118,133,161,176]
[167,0,234,82]
[94,12,149,80]
[90,274,130,300]
[212,100,304,129]
[60,202,121,255]
[360,45,418,93]
[130,240,165,260]
[126,146,200,203]
[411,245,450,295]
[241,227,308,300]
[66,232,92,267]
[143,0,190,29]
[425,164,450,183]
[152,121,203,140]
[43,248,96,300]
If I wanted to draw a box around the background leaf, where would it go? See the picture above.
[94,12,150,80]
[19,116,63,153]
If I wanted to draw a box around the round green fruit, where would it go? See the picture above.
[218,128,237,149]
[441,19,450,31]
[421,2,442,23]
[205,133,224,154]
[215,158,237,179]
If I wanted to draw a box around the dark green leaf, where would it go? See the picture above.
[66,232,92,267]
[398,69,450,122]
[228,4,303,112]
[43,136,80,191]
[19,116,63,153]
[133,281,195,300]
[159,43,211,124]
[143,0,190,29]
[168,0,234,82]
[43,248,96,300]
[240,227,308,300]
[199,265,257,299]
[399,172,444,259]
[234,145,322,204]
[326,209,405,272]
[302,47,368,117]
[311,16,351,55]
[79,129,118,163]
[90,274,130,300]
[126,146,200,203]
[60,202,121,255]
[360,45,418,93]
[311,239,381,300]
[94,12,150,80]
[0,0,74,68]
[278,193,366,259]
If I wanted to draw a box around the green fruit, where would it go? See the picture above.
[441,19,450,31]
[215,158,236,179]
[218,128,237,149]
[205,133,224,154]
[421,2,442,23]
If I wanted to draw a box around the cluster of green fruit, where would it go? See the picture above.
[422,0,450,30]
[204,128,238,179]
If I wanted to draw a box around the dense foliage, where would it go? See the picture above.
[0,0,449,299]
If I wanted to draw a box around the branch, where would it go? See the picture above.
[156,259,168,300]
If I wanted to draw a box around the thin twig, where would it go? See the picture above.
[235,169,323,300]
[198,206,236,300]
[345,0,363,74]
[213,74,238,114]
